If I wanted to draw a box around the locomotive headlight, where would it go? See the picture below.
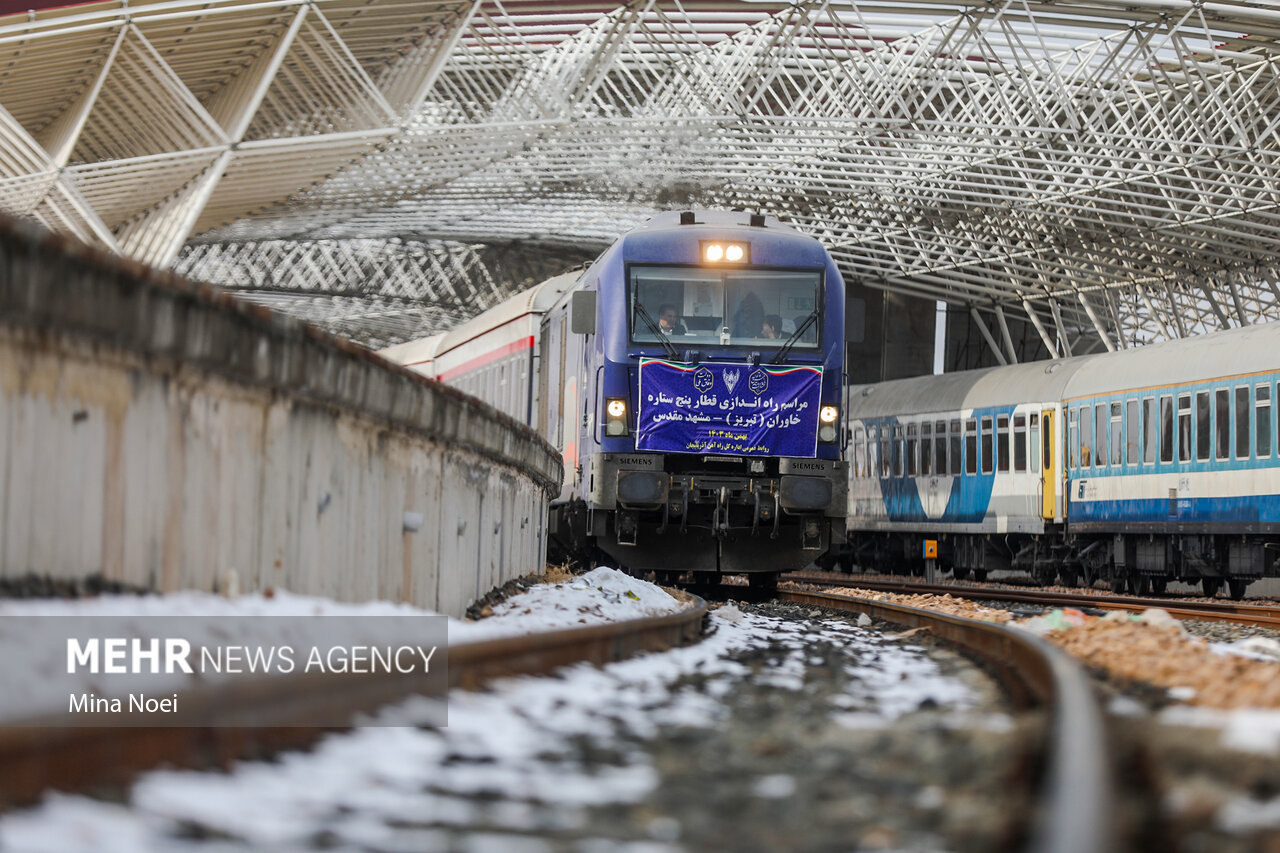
[605,397,629,436]
[818,405,839,444]
[701,241,748,263]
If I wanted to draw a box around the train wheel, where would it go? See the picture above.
[1032,566,1056,587]
[972,570,988,582]
[1228,579,1249,600]
[749,573,779,591]
[1149,577,1168,596]
[1201,578,1222,598]
[1059,568,1079,588]
[1130,575,1151,596]
[1109,574,1126,594]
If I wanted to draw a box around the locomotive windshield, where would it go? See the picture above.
[628,265,821,350]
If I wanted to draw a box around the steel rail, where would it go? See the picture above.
[789,573,1280,628]
[0,597,707,808]
[779,589,1116,853]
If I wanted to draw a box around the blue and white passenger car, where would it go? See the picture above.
[843,321,1280,597]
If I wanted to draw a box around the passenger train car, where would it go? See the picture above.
[840,321,1280,598]
[383,211,850,585]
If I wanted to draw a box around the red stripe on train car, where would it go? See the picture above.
[435,336,535,383]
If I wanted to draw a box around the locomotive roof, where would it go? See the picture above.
[850,320,1280,417]
[632,210,802,234]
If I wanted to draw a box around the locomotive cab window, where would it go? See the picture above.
[627,265,821,350]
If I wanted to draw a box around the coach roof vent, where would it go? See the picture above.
[679,211,696,225]
[750,213,766,227]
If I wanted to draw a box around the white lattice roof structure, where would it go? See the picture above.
[3,0,1280,351]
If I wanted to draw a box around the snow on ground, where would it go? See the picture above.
[0,588,978,853]
[448,567,689,642]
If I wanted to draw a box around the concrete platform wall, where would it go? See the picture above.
[0,217,563,616]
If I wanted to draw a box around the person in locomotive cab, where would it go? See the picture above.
[658,304,687,336]
[761,314,783,339]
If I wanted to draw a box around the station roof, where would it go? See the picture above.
[1,0,1279,349]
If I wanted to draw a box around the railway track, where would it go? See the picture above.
[790,571,1280,629]
[0,587,1123,853]
[778,589,1117,853]
[0,598,708,808]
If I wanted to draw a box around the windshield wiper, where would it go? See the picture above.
[633,301,680,360]
[769,310,818,364]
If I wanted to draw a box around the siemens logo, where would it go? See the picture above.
[788,462,830,471]
[614,456,658,468]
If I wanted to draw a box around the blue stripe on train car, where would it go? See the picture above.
[869,405,1013,524]
[1069,493,1280,525]
[878,476,993,524]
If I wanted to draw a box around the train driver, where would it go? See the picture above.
[658,304,687,335]
[761,314,783,339]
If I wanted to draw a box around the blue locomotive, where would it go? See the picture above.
[838,321,1280,598]
[383,210,850,585]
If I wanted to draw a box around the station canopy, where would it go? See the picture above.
[2,0,1280,350]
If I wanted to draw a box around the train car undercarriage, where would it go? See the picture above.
[835,529,1280,599]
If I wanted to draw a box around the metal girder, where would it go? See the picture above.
[172,237,593,347]
[2,0,1280,348]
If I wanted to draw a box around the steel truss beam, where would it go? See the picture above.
[2,0,1280,347]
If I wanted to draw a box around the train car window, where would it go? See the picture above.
[1092,403,1106,467]
[1109,402,1122,466]
[1069,409,1079,469]
[1029,413,1040,473]
[980,416,994,474]
[880,426,891,478]
[965,419,977,475]
[1235,386,1250,459]
[906,423,919,476]
[1125,400,1139,465]
[997,415,1010,472]
[1258,384,1273,458]
[921,422,933,476]
[1143,398,1156,464]
[1162,395,1175,463]
[950,419,962,475]
[1215,388,1230,461]
[1013,414,1027,472]
[893,425,905,477]
[853,427,866,478]
[936,420,948,473]
[1196,390,1211,461]
[1178,394,1192,462]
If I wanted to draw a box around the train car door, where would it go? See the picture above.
[1041,408,1056,519]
